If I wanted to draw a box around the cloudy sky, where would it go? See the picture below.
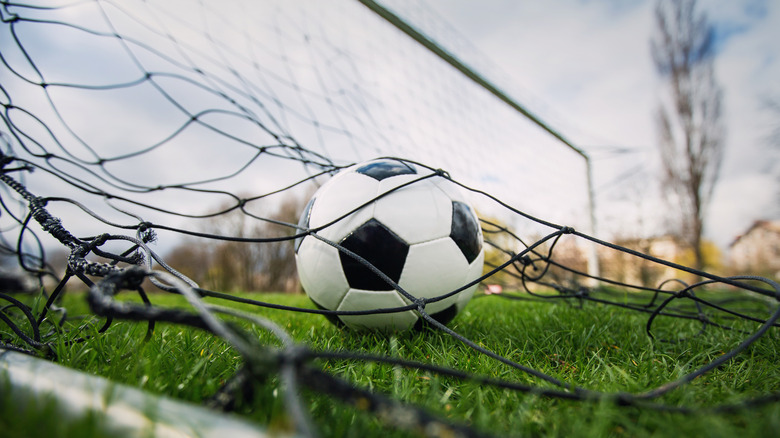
[392,0,780,248]
[2,0,778,257]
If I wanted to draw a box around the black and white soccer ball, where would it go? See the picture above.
[295,158,484,331]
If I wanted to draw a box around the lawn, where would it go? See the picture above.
[2,288,780,437]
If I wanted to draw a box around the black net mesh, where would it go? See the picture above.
[1,1,779,437]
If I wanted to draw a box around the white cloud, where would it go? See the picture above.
[3,0,777,260]
[409,0,780,245]
[709,172,778,248]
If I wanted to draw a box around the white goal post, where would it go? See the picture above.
[0,349,270,438]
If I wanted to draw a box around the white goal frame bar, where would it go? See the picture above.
[0,349,275,438]
[358,0,600,281]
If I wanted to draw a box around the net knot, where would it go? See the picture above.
[674,289,692,299]
[0,154,14,170]
[560,226,575,234]
[574,287,590,298]
[137,222,157,243]
[433,168,450,179]
[91,233,109,247]
[119,265,149,290]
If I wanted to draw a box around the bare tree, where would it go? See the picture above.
[202,204,261,292]
[165,239,214,287]
[165,192,310,293]
[651,0,724,271]
[256,195,307,292]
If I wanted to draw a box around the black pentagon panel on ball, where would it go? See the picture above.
[450,201,482,263]
[295,197,316,253]
[355,159,417,181]
[339,218,409,290]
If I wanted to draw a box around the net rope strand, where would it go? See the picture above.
[1,1,780,437]
[2,155,780,437]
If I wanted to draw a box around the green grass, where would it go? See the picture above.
[3,289,780,437]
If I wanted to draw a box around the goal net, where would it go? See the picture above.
[1,0,778,436]
[0,0,592,244]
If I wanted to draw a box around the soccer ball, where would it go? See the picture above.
[294,158,484,331]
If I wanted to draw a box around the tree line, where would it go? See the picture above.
[165,194,308,293]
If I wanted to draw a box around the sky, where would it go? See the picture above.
[1,0,779,259]
[394,0,780,248]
